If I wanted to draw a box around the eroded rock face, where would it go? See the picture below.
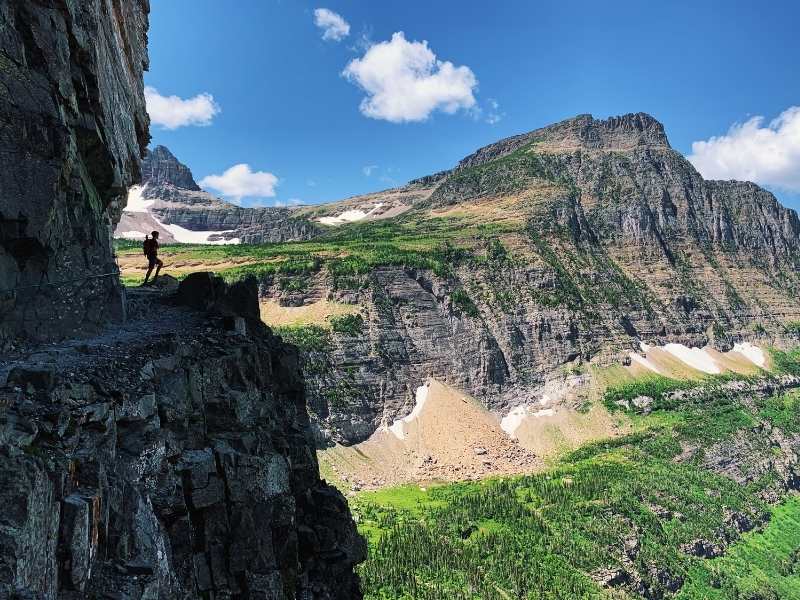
[0,279,365,598]
[0,0,150,343]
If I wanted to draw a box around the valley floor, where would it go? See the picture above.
[346,348,800,599]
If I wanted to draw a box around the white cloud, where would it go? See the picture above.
[342,32,478,123]
[314,8,350,41]
[199,164,278,201]
[145,86,220,130]
[363,164,378,176]
[688,106,800,192]
[486,98,504,125]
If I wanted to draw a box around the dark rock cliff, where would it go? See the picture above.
[0,277,364,598]
[0,0,150,343]
[0,3,364,597]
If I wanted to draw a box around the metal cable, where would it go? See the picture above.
[0,270,121,296]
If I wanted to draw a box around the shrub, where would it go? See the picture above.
[279,277,306,292]
[603,376,691,411]
[784,321,800,335]
[330,313,365,336]
[770,347,800,376]
[272,325,330,352]
[450,289,479,317]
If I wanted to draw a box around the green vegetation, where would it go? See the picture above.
[330,313,365,336]
[785,321,800,336]
[758,389,800,434]
[602,375,692,410]
[771,347,800,376]
[116,217,517,286]
[450,289,479,317]
[272,324,330,352]
[678,496,800,599]
[353,352,800,599]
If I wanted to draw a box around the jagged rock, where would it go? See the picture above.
[632,395,653,414]
[681,539,724,559]
[142,146,201,191]
[0,280,365,598]
[177,272,260,321]
[591,567,630,588]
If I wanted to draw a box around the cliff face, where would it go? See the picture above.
[0,0,150,343]
[115,146,321,244]
[260,114,800,446]
[0,276,364,598]
[0,3,364,597]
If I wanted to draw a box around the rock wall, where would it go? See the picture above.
[0,4,365,598]
[0,276,364,598]
[0,0,150,343]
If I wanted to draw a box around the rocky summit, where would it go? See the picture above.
[0,2,364,598]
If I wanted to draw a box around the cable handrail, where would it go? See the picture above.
[0,270,121,295]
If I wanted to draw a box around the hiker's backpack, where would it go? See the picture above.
[143,236,156,256]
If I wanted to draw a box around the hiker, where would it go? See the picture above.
[142,231,163,285]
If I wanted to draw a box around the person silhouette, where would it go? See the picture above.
[142,231,163,285]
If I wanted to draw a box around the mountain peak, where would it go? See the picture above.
[541,112,670,150]
[458,112,671,169]
[142,145,201,191]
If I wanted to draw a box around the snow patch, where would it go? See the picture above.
[124,185,154,213]
[319,203,384,226]
[159,221,240,245]
[663,343,721,374]
[118,230,147,240]
[500,405,528,437]
[733,342,767,368]
[388,383,429,440]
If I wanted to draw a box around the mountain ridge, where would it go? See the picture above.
[116,112,800,448]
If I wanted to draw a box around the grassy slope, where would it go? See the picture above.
[350,350,800,600]
[677,496,800,600]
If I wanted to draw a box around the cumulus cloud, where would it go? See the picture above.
[362,164,378,176]
[688,106,800,192]
[199,164,278,201]
[342,32,478,123]
[145,86,220,130]
[314,8,350,41]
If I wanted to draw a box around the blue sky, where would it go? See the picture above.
[146,0,800,209]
